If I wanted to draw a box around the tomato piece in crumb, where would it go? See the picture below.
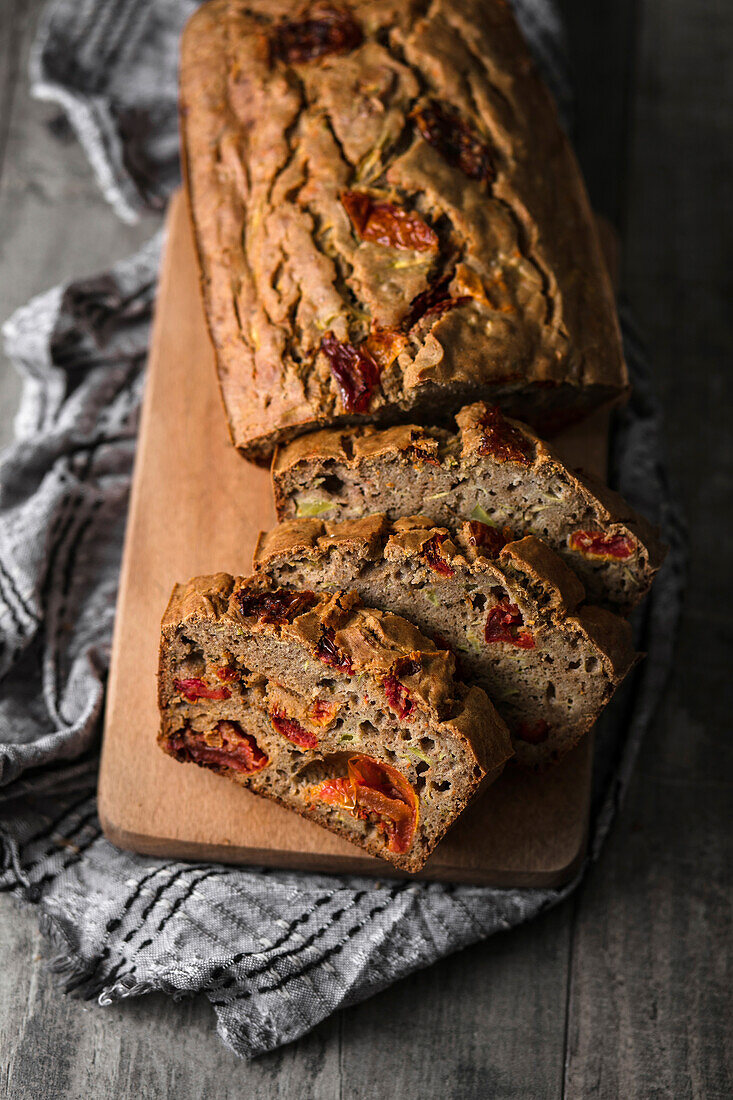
[477,406,532,465]
[320,332,381,414]
[310,755,418,854]
[350,756,418,854]
[270,709,318,750]
[169,721,268,774]
[466,520,512,557]
[484,599,535,649]
[422,533,456,577]
[239,587,317,624]
[214,665,239,682]
[383,674,415,720]
[312,777,354,809]
[308,699,339,728]
[341,190,438,252]
[315,627,354,675]
[569,530,635,560]
[173,677,231,703]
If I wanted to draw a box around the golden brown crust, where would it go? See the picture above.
[497,535,586,615]
[575,605,638,682]
[181,0,628,460]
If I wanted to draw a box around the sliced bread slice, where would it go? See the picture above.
[272,402,665,612]
[254,515,638,767]
[158,574,512,872]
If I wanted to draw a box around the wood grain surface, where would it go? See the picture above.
[97,189,603,886]
[1,1,731,1097]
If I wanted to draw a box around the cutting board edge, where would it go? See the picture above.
[98,807,588,889]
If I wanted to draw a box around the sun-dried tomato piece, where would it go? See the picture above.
[312,776,354,808]
[569,530,635,561]
[395,656,422,678]
[173,677,231,703]
[315,627,354,675]
[404,276,471,330]
[308,698,339,728]
[484,598,535,648]
[383,674,415,721]
[411,99,495,184]
[341,190,438,252]
[422,534,456,577]
[310,754,418,853]
[239,587,317,624]
[351,756,418,853]
[269,4,363,65]
[320,332,381,414]
[477,406,532,465]
[364,325,408,372]
[515,719,550,744]
[214,665,239,682]
[169,721,268,774]
[270,709,318,750]
[466,521,512,558]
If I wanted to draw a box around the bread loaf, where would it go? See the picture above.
[272,402,665,611]
[181,0,627,460]
[158,573,512,871]
[255,515,638,766]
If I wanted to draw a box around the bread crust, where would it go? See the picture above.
[181,0,628,461]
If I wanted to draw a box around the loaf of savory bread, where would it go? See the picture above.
[159,573,512,870]
[272,403,665,612]
[181,0,627,461]
[255,514,638,767]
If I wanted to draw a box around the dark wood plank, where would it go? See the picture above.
[335,904,573,1100]
[564,0,733,1095]
[556,0,639,227]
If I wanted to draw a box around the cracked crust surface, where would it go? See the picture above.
[272,401,666,611]
[181,0,627,460]
[158,573,512,871]
[254,515,639,765]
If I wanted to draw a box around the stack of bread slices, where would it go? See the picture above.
[158,0,665,872]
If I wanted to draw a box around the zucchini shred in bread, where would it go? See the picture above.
[255,515,638,767]
[158,574,512,871]
[181,0,627,461]
[273,402,665,612]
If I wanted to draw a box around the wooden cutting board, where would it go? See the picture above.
[98,190,606,886]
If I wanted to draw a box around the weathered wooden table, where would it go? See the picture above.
[0,2,730,1096]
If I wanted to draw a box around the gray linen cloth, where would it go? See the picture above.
[0,0,686,1059]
